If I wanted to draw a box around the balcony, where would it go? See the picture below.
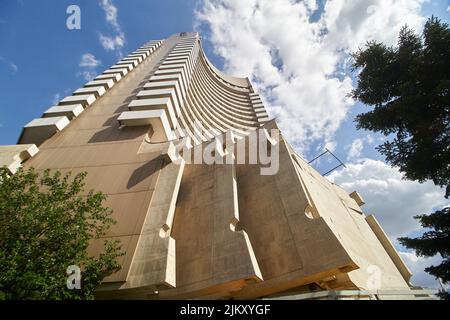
[0,144,39,174]
[110,63,134,72]
[124,55,144,63]
[59,94,96,108]
[95,73,122,82]
[117,59,138,68]
[117,110,173,143]
[103,68,128,77]
[85,78,115,89]
[18,116,70,146]
[128,97,177,129]
[43,104,84,120]
[73,86,106,98]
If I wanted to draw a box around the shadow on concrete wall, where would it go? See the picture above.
[127,156,165,189]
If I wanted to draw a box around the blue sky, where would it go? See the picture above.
[0,0,199,145]
[0,0,449,289]
[0,0,447,157]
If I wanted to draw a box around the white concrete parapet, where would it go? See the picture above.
[123,55,144,63]
[117,59,138,68]
[73,86,106,98]
[0,144,39,174]
[110,63,134,72]
[95,73,122,82]
[12,39,165,150]
[59,94,96,108]
[103,68,129,77]
[127,53,147,60]
[43,104,84,120]
[85,79,115,89]
[117,110,173,143]
[18,116,70,146]
[137,88,181,118]
[132,50,149,57]
[128,97,177,129]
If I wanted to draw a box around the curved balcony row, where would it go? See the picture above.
[118,35,270,149]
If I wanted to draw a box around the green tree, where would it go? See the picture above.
[351,16,450,297]
[0,167,123,300]
[398,207,450,299]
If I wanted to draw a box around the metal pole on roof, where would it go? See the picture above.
[323,164,346,176]
[325,148,347,169]
[308,150,329,164]
[308,148,347,176]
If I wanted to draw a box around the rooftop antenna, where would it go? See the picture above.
[308,148,347,176]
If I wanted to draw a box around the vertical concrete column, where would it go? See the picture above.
[124,159,185,290]
[212,163,263,284]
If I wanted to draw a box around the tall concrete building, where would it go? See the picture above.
[0,32,435,299]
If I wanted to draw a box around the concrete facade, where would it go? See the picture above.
[1,32,429,300]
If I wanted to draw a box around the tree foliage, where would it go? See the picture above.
[352,16,450,298]
[398,207,450,299]
[352,16,450,198]
[0,167,123,300]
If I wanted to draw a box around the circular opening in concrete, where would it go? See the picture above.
[305,205,315,219]
[229,218,241,232]
[159,224,170,238]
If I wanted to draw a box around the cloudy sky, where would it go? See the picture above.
[0,0,449,289]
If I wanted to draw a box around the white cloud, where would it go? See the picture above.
[99,32,125,51]
[346,138,364,160]
[195,1,441,289]
[366,135,375,145]
[328,158,448,239]
[99,0,120,32]
[399,251,442,289]
[78,71,97,82]
[305,0,319,12]
[0,56,18,73]
[10,63,18,73]
[324,140,337,153]
[322,0,426,52]
[195,0,426,154]
[98,0,125,53]
[79,53,101,68]
[51,88,72,105]
[328,158,449,289]
[78,53,100,81]
[51,93,61,105]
